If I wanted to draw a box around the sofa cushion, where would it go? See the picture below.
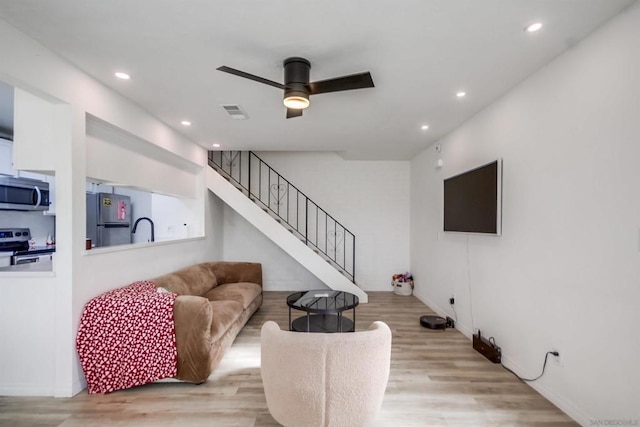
[152,263,218,296]
[208,262,263,286]
[203,282,262,309]
[172,295,213,383]
[209,300,244,342]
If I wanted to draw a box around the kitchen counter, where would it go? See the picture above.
[0,259,53,272]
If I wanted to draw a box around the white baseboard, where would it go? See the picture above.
[0,383,54,396]
[0,378,87,398]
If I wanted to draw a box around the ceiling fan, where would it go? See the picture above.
[217,57,374,119]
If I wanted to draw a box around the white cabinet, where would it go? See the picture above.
[13,88,57,171]
[0,138,15,176]
[16,170,44,180]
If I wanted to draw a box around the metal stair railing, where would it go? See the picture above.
[208,150,356,283]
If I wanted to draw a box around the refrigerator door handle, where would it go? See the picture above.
[103,223,131,229]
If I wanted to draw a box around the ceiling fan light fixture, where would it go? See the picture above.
[283,95,310,110]
[283,83,310,109]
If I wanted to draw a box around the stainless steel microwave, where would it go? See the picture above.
[0,176,50,211]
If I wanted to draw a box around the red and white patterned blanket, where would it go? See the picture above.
[76,281,178,394]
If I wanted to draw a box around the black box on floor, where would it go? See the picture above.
[472,331,501,364]
[445,316,455,328]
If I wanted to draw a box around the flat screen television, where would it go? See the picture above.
[443,159,502,235]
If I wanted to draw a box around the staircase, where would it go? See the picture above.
[207,151,367,302]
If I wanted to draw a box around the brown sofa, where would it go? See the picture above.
[151,261,263,383]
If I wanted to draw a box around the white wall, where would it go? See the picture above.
[209,193,225,258]
[222,204,325,291]
[0,18,220,397]
[410,4,640,424]
[0,211,54,246]
[152,193,200,241]
[85,116,200,198]
[254,151,410,291]
[0,280,57,396]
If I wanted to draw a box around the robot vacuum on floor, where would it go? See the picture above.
[420,315,446,330]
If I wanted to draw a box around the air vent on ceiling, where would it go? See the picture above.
[220,104,248,120]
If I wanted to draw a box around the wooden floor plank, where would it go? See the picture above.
[0,291,577,426]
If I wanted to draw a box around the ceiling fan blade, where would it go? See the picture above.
[286,108,303,119]
[217,66,284,89]
[309,72,374,95]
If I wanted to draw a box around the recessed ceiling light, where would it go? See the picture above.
[181,120,191,126]
[114,72,130,80]
[212,143,220,148]
[456,91,466,98]
[421,125,429,130]
[525,22,543,33]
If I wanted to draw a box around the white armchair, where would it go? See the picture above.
[260,320,392,427]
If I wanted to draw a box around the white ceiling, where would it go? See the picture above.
[0,0,635,159]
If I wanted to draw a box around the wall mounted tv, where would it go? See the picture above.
[443,159,502,235]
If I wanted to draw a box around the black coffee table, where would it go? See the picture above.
[287,290,359,333]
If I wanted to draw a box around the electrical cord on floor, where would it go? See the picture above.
[501,351,559,382]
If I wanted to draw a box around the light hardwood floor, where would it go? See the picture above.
[0,292,577,426]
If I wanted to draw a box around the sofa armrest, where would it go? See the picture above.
[209,262,263,287]
[172,295,213,383]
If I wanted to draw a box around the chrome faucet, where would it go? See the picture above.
[132,217,155,242]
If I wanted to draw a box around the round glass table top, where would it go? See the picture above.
[286,290,359,314]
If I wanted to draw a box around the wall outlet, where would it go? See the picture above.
[551,349,563,367]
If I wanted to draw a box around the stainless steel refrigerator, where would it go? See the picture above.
[86,193,132,248]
